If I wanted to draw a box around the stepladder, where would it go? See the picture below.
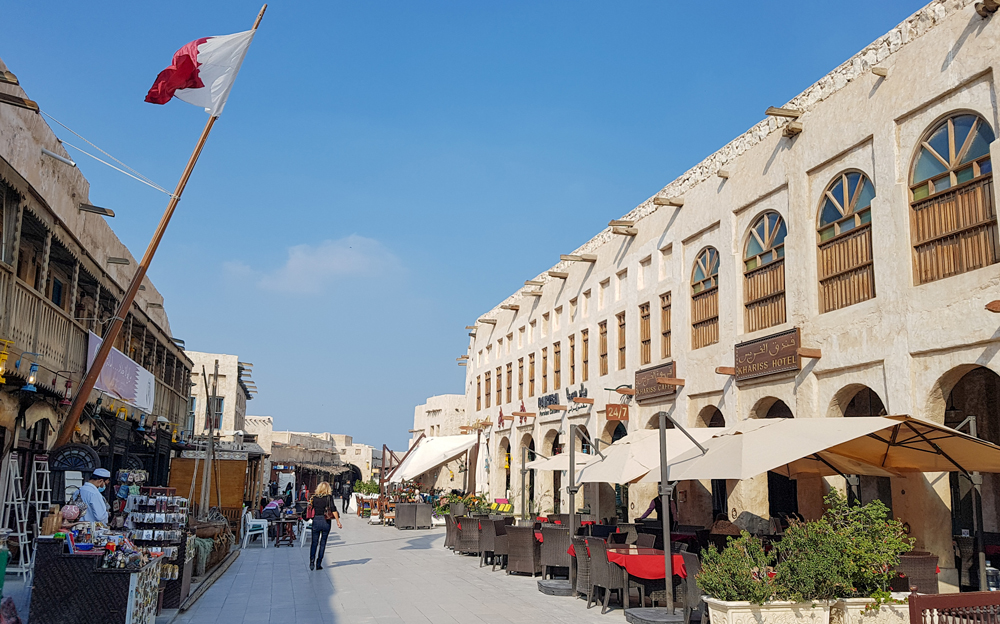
[1,453,31,579]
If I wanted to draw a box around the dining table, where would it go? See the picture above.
[273,516,300,547]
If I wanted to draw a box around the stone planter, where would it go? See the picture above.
[831,597,909,624]
[704,597,834,624]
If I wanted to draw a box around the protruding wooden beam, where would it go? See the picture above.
[797,347,822,359]
[766,106,803,119]
[986,300,1000,313]
[457,355,469,360]
[656,377,686,386]
[501,304,520,311]
[512,412,536,418]
[609,220,635,227]
[0,92,39,112]
[548,405,569,411]
[478,318,497,325]
[547,271,569,279]
[717,170,730,179]
[458,361,467,366]
[465,326,477,330]
[871,66,888,77]
[653,196,684,207]
[715,367,736,376]
[615,388,635,396]
[0,71,18,85]
[525,280,543,287]
[572,397,595,405]
[783,121,804,138]
[525,290,543,297]
[561,254,597,263]
[612,227,638,236]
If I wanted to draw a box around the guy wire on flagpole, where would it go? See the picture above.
[54,3,268,448]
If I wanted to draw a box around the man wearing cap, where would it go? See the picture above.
[79,468,111,524]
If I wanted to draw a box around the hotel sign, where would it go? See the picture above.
[735,328,801,382]
[635,362,677,403]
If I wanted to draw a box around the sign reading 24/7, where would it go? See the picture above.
[734,328,801,382]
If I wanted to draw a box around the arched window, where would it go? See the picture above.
[909,113,997,284]
[817,171,876,312]
[691,247,719,349]
[744,212,786,332]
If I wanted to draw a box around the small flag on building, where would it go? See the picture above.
[145,30,256,116]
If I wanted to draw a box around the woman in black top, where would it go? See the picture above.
[308,481,342,570]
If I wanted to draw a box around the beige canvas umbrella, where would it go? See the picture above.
[827,414,1000,473]
[665,417,903,482]
[524,453,599,471]
[575,427,723,485]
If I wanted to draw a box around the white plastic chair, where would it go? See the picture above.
[299,518,312,547]
[242,509,268,549]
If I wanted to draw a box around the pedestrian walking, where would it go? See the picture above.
[307,481,341,570]
[340,481,352,513]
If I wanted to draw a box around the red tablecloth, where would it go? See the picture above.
[606,548,686,580]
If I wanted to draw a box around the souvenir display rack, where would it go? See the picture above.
[123,486,192,609]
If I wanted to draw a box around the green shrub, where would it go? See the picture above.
[353,480,380,495]
[697,531,777,604]
[773,514,852,601]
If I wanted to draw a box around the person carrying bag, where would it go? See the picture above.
[306,481,342,570]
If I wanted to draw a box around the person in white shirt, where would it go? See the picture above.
[78,468,111,524]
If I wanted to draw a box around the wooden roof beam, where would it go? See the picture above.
[766,106,803,119]
[653,196,684,207]
[547,271,569,279]
[525,280,543,287]
[612,227,638,236]
[561,254,597,263]
[501,304,520,311]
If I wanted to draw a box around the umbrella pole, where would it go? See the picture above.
[569,424,577,536]
[521,445,527,521]
[659,411,675,613]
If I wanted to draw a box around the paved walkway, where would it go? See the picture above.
[175,513,626,624]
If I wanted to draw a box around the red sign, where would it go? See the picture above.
[606,404,629,421]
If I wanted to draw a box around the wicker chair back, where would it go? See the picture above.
[506,526,542,576]
[636,533,656,548]
[572,536,592,600]
[617,523,639,544]
[681,551,703,616]
[540,526,572,577]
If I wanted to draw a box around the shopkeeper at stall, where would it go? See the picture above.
[79,468,111,524]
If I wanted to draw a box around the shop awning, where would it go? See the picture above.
[389,435,478,483]
[663,415,992,482]
[524,453,599,472]
[575,428,724,485]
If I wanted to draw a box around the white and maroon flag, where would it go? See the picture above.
[145,30,255,116]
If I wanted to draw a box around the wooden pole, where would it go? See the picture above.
[54,4,267,449]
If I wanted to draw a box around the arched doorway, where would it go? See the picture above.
[699,407,728,519]
[609,422,628,521]
[520,434,536,515]
[756,398,798,518]
[551,432,563,513]
[839,387,891,510]
[498,437,511,495]
[944,366,1000,589]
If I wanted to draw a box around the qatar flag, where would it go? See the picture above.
[145,30,255,116]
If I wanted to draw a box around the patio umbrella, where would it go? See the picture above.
[828,415,1000,473]
[475,436,490,496]
[389,434,478,483]
[665,417,904,482]
[524,453,599,471]
[575,427,723,485]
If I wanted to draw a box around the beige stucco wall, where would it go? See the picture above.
[187,351,249,434]
[463,0,1000,592]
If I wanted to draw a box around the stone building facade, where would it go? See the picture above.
[464,0,1000,592]
[186,351,252,437]
[408,394,470,492]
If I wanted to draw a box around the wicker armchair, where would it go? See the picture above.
[479,517,499,568]
[617,523,639,545]
[492,520,509,571]
[681,551,705,624]
[450,502,466,516]
[636,533,656,548]
[444,514,457,550]
[541,526,572,579]
[549,513,570,526]
[506,526,542,576]
[572,536,593,604]
[896,551,939,594]
[587,537,628,614]
[456,516,482,555]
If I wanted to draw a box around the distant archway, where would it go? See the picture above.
[498,436,511,494]
[836,386,891,511]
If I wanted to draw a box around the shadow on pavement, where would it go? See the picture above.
[329,558,371,568]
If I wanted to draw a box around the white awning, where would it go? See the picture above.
[575,428,724,485]
[524,453,599,471]
[389,435,478,483]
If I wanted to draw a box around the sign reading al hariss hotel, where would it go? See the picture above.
[734,328,801,382]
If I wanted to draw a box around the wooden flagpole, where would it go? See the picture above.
[54,5,267,448]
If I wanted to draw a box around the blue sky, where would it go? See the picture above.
[4,1,927,450]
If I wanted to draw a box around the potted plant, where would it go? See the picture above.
[698,493,913,624]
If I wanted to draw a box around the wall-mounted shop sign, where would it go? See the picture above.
[635,362,677,403]
[566,384,589,413]
[606,404,629,421]
[181,449,248,461]
[538,392,561,416]
[735,328,801,382]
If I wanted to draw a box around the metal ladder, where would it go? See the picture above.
[1,454,31,579]
[27,455,52,533]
